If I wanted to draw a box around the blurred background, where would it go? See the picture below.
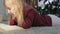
[0,0,9,24]
[24,0,60,14]
[0,0,60,24]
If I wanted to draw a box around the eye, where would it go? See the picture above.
[7,7,11,10]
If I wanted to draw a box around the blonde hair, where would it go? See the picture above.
[4,0,24,25]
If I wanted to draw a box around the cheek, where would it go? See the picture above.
[7,9,15,15]
[8,10,11,13]
[7,10,13,15]
[7,10,14,16]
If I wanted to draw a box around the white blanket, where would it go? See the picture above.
[48,14,60,26]
[0,23,24,32]
[0,26,60,34]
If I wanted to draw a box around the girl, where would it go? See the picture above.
[4,0,54,29]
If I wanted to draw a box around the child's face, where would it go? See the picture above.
[7,7,16,15]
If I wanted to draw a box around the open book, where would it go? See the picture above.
[0,23,24,32]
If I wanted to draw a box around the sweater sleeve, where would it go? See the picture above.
[20,10,34,29]
[10,17,17,25]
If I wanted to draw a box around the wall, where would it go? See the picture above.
[0,0,8,21]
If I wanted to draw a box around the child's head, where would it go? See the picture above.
[4,0,24,25]
[4,0,23,15]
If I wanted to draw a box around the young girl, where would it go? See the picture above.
[4,0,60,29]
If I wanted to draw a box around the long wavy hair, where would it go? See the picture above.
[4,0,24,25]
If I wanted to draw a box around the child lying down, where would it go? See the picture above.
[4,0,60,29]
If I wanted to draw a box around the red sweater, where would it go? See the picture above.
[10,6,52,29]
